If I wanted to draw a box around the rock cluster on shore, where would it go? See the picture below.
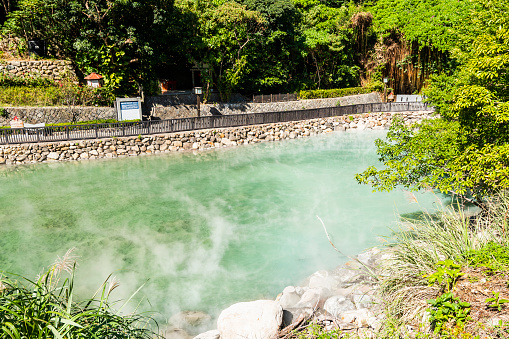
[166,248,386,339]
[0,111,433,166]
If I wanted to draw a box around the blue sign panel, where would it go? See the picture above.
[120,101,140,110]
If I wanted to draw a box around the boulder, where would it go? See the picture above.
[217,300,283,339]
[340,308,374,328]
[333,268,361,285]
[169,311,211,329]
[353,293,373,310]
[295,287,331,309]
[192,330,220,339]
[357,248,381,267]
[277,286,301,309]
[307,270,340,291]
[47,152,59,160]
[162,327,192,339]
[323,295,356,317]
[221,138,232,145]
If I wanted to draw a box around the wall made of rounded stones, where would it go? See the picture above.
[0,111,434,166]
[0,60,75,81]
[0,107,117,126]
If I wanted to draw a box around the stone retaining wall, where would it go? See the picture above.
[0,111,433,166]
[147,92,382,120]
[0,107,116,126]
[0,93,380,126]
[0,60,75,80]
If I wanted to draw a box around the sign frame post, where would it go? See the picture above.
[116,97,143,121]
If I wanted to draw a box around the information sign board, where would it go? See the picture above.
[116,97,142,121]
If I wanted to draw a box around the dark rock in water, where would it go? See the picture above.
[162,327,192,339]
[169,311,211,329]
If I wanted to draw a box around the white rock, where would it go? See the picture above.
[193,330,220,339]
[353,293,372,309]
[357,248,381,267]
[162,327,191,339]
[340,309,374,327]
[333,268,360,284]
[278,286,301,309]
[217,300,283,339]
[221,138,231,145]
[308,270,339,291]
[47,152,59,160]
[295,287,331,308]
[324,295,356,317]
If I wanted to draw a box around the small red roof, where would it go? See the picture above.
[84,72,103,80]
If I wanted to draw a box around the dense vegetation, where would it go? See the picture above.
[0,0,370,99]
[357,0,509,206]
[1,0,509,337]
[0,249,159,338]
[0,0,481,100]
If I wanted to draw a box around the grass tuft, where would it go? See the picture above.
[0,250,160,339]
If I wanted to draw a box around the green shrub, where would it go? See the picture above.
[378,192,509,325]
[0,86,63,106]
[0,72,55,87]
[0,250,159,338]
[464,241,509,272]
[426,292,471,334]
[0,85,115,107]
[366,80,384,92]
[297,87,373,100]
[424,260,463,293]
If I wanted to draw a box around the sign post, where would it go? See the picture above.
[383,77,388,103]
[193,87,203,117]
[116,98,142,121]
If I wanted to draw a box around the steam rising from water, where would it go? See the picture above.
[0,130,438,327]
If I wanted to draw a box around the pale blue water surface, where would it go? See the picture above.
[0,130,440,327]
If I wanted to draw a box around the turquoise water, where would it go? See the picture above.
[0,130,439,326]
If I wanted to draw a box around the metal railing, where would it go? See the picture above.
[252,93,298,103]
[0,102,431,145]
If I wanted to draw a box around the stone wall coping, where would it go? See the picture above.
[0,111,435,166]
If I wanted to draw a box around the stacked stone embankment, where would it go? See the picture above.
[0,111,434,166]
[0,107,116,126]
[0,60,75,80]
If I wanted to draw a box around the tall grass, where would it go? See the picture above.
[378,193,509,325]
[0,249,159,338]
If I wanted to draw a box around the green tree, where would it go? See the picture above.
[357,0,509,205]
[294,0,361,89]
[178,0,266,100]
[238,0,302,93]
[3,0,178,95]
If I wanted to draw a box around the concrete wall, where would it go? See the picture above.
[147,92,382,120]
[0,110,433,166]
[0,107,116,126]
[0,60,75,81]
[0,92,382,126]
